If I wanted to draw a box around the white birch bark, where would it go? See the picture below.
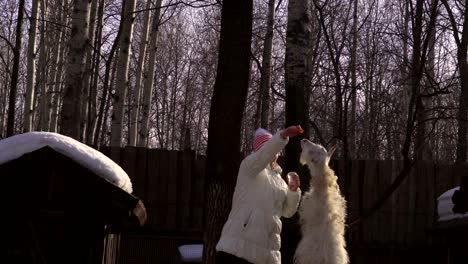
[110,0,137,147]
[23,0,40,132]
[60,0,91,139]
[86,0,107,144]
[80,0,99,142]
[129,0,152,146]
[259,0,275,129]
[38,0,49,131]
[138,0,163,147]
[49,2,68,133]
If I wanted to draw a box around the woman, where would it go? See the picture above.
[216,125,303,264]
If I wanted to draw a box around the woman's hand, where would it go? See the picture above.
[287,172,300,192]
[281,125,303,139]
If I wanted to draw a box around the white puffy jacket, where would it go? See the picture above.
[216,131,301,264]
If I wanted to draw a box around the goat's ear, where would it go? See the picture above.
[327,145,337,159]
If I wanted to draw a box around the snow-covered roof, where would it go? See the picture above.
[0,132,132,193]
[437,186,468,222]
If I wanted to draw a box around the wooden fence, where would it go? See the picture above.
[99,147,467,263]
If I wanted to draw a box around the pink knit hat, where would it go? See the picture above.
[252,128,272,152]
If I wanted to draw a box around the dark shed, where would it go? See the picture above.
[0,133,146,264]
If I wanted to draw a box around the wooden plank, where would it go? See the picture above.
[425,162,436,230]
[176,151,192,229]
[414,162,428,244]
[157,150,170,229]
[346,160,362,246]
[378,160,393,244]
[146,149,160,229]
[133,147,148,202]
[146,149,160,207]
[193,154,206,230]
[362,160,377,244]
[393,160,407,245]
[122,147,137,182]
[166,150,178,229]
[405,162,417,245]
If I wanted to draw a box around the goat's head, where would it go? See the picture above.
[300,139,336,170]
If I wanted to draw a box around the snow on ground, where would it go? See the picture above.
[437,186,468,221]
[0,132,132,193]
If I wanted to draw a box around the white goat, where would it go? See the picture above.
[294,139,349,264]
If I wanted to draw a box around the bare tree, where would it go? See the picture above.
[38,0,49,131]
[60,0,91,139]
[442,0,468,163]
[258,0,276,129]
[50,1,69,133]
[6,0,25,137]
[111,0,137,149]
[202,0,253,263]
[348,0,358,159]
[80,0,100,142]
[24,0,40,132]
[138,0,163,147]
[129,0,152,146]
[282,1,311,262]
[284,0,311,170]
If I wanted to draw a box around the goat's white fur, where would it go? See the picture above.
[294,139,349,264]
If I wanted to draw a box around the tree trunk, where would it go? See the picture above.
[6,0,25,137]
[202,0,253,263]
[349,0,358,159]
[24,0,39,132]
[93,0,121,147]
[60,0,91,140]
[415,0,438,160]
[80,0,99,142]
[284,0,311,174]
[138,0,163,147]
[129,0,152,146]
[39,0,49,131]
[283,0,311,263]
[85,0,106,144]
[50,2,69,133]
[410,0,438,159]
[259,0,276,129]
[180,60,193,150]
[456,0,468,163]
[110,0,136,148]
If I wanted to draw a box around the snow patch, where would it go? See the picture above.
[437,186,468,221]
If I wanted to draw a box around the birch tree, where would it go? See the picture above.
[138,0,163,147]
[258,0,276,129]
[129,0,152,146]
[284,0,311,172]
[349,0,358,159]
[110,0,136,148]
[80,0,100,142]
[86,0,107,144]
[38,0,49,131]
[60,0,91,139]
[50,1,69,133]
[282,1,312,262]
[6,0,25,137]
[24,0,39,132]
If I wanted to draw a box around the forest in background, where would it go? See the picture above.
[1,1,468,263]
[0,0,466,161]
